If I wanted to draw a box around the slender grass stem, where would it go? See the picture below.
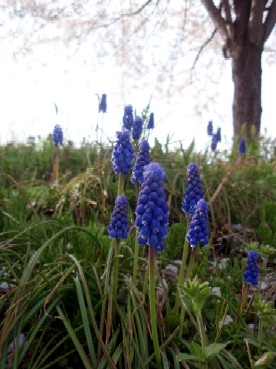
[148,245,162,369]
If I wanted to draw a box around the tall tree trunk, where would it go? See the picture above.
[232,42,263,140]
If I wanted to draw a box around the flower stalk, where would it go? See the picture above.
[149,245,162,369]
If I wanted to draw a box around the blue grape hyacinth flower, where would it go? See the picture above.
[182,162,204,217]
[53,124,63,147]
[132,116,143,141]
[216,128,222,142]
[107,195,130,240]
[131,140,150,184]
[186,199,209,247]
[239,137,246,154]
[99,94,107,113]
[207,120,213,136]
[135,162,169,252]
[112,130,134,175]
[147,112,154,129]
[123,105,134,130]
[243,251,258,286]
[211,134,218,151]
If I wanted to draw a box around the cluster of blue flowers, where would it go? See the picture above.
[99,94,107,113]
[186,199,209,247]
[112,130,134,174]
[107,195,130,240]
[131,140,150,184]
[182,162,204,217]
[135,162,169,251]
[207,121,221,151]
[132,116,143,141]
[53,124,63,147]
[123,105,134,130]
[239,137,246,154]
[243,251,258,286]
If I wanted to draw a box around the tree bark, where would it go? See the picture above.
[231,42,263,139]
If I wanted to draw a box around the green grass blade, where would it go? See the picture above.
[56,305,94,369]
[74,276,97,368]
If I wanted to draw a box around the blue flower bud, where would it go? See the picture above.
[147,112,154,129]
[107,195,130,240]
[131,140,150,184]
[186,199,209,247]
[239,138,246,154]
[243,251,258,286]
[112,130,134,174]
[99,94,107,113]
[207,120,213,136]
[122,105,134,130]
[182,163,204,217]
[53,124,63,147]
[132,116,143,141]
[135,162,169,251]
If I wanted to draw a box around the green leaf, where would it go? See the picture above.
[205,343,226,360]
[254,352,276,367]
[176,353,204,363]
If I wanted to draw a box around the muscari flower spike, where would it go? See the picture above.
[147,112,154,129]
[53,124,63,147]
[207,120,213,136]
[131,140,150,184]
[112,130,134,175]
[186,198,209,248]
[182,162,204,217]
[99,94,107,113]
[107,195,130,240]
[216,128,222,142]
[132,116,143,141]
[211,133,218,151]
[123,105,134,130]
[135,162,169,252]
[243,251,258,286]
[239,137,246,154]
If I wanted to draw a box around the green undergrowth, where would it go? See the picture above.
[0,134,275,368]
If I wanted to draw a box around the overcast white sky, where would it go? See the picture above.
[0,33,275,152]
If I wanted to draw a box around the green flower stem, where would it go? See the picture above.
[148,245,162,369]
[187,246,197,280]
[55,147,59,186]
[196,312,208,348]
[197,312,221,369]
[132,184,141,285]
[111,172,124,297]
[237,283,248,320]
[174,232,189,314]
[178,245,197,338]
[118,173,125,196]
[178,301,186,338]
[112,238,121,301]
[132,232,139,285]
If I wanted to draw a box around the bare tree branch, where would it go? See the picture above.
[201,0,230,41]
[248,0,266,45]
[222,0,233,28]
[191,28,217,70]
[263,0,276,42]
